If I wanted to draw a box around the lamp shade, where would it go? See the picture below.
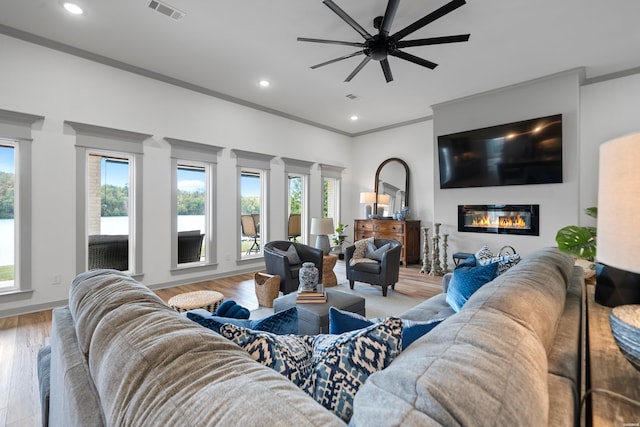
[597,133,640,274]
[377,194,391,205]
[359,192,376,204]
[310,217,335,236]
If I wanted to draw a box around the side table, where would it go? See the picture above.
[323,254,338,287]
[585,285,640,425]
[167,290,224,314]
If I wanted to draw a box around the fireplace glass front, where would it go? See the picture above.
[458,205,539,236]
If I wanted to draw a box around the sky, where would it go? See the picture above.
[0,145,14,174]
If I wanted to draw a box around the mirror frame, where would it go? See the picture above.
[374,157,409,217]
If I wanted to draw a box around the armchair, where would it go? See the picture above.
[344,238,402,297]
[178,230,205,263]
[264,241,323,295]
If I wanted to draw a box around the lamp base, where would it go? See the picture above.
[315,235,331,255]
[595,263,640,307]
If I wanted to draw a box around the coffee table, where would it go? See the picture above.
[273,288,365,335]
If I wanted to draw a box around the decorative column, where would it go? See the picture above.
[420,227,430,274]
[429,223,443,276]
[442,234,449,274]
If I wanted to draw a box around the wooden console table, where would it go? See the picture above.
[585,285,640,426]
[354,219,420,266]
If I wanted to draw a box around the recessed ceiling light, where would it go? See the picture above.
[258,80,270,88]
[63,2,84,15]
[350,115,359,121]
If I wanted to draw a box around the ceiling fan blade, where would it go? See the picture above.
[297,37,365,48]
[397,34,470,48]
[345,56,372,82]
[391,0,466,42]
[379,0,400,36]
[389,50,438,69]
[380,59,394,83]
[310,51,364,69]
[323,0,373,40]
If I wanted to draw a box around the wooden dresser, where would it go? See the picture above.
[353,219,421,266]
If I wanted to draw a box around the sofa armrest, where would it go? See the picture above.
[442,273,452,293]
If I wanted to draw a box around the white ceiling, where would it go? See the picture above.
[1,0,640,135]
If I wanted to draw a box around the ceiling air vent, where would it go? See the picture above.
[147,0,185,21]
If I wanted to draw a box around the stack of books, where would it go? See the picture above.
[296,289,327,304]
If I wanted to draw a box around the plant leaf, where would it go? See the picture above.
[555,225,597,261]
[585,207,598,218]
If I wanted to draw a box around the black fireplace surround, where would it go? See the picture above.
[458,204,540,236]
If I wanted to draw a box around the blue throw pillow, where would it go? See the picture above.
[445,262,499,312]
[456,254,477,269]
[328,307,443,349]
[214,300,250,319]
[186,306,298,335]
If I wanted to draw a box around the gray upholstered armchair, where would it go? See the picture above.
[344,238,402,296]
[264,241,323,295]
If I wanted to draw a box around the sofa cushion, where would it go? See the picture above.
[219,324,313,387]
[186,306,298,335]
[273,244,302,265]
[328,307,443,349]
[350,262,381,274]
[445,262,499,312]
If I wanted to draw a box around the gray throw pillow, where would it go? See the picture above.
[365,242,391,261]
[274,244,301,265]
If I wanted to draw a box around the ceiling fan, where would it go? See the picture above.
[298,0,470,83]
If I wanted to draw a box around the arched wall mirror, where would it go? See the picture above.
[374,158,409,218]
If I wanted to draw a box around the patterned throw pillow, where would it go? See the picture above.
[187,306,298,335]
[445,262,499,312]
[328,307,443,350]
[221,318,403,422]
[477,253,522,275]
[302,318,403,422]
[364,241,392,261]
[474,244,494,263]
[219,324,313,387]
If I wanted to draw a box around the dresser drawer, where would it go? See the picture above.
[376,221,404,234]
[355,220,374,231]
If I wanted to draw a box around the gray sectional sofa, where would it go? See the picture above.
[44,247,582,426]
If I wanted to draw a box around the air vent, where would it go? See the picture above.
[147,0,185,21]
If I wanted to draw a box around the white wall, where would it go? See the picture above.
[580,73,640,225]
[0,35,351,316]
[431,70,582,257]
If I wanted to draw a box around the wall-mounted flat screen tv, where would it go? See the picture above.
[438,114,563,189]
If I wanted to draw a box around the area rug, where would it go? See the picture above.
[250,280,428,320]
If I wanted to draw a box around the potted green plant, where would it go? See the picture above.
[555,207,597,264]
[332,222,349,259]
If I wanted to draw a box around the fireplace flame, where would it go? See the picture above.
[471,215,527,229]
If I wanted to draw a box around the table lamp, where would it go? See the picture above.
[377,194,391,216]
[360,192,376,218]
[595,132,640,307]
[310,217,335,255]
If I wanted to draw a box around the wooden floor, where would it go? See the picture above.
[0,261,442,427]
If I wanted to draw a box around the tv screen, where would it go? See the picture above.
[438,114,563,189]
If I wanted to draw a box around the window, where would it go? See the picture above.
[0,109,40,297]
[282,158,312,244]
[168,138,221,270]
[320,164,344,223]
[0,142,15,290]
[69,121,148,276]
[232,150,274,261]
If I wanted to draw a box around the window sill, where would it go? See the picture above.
[170,262,219,275]
[0,288,34,303]
[237,256,264,266]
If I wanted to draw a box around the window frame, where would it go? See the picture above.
[0,109,41,299]
[281,158,313,244]
[320,163,344,226]
[167,138,222,272]
[69,121,149,278]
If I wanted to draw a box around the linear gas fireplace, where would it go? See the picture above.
[458,204,540,236]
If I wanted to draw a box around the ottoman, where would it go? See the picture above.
[273,288,366,335]
[167,290,224,314]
